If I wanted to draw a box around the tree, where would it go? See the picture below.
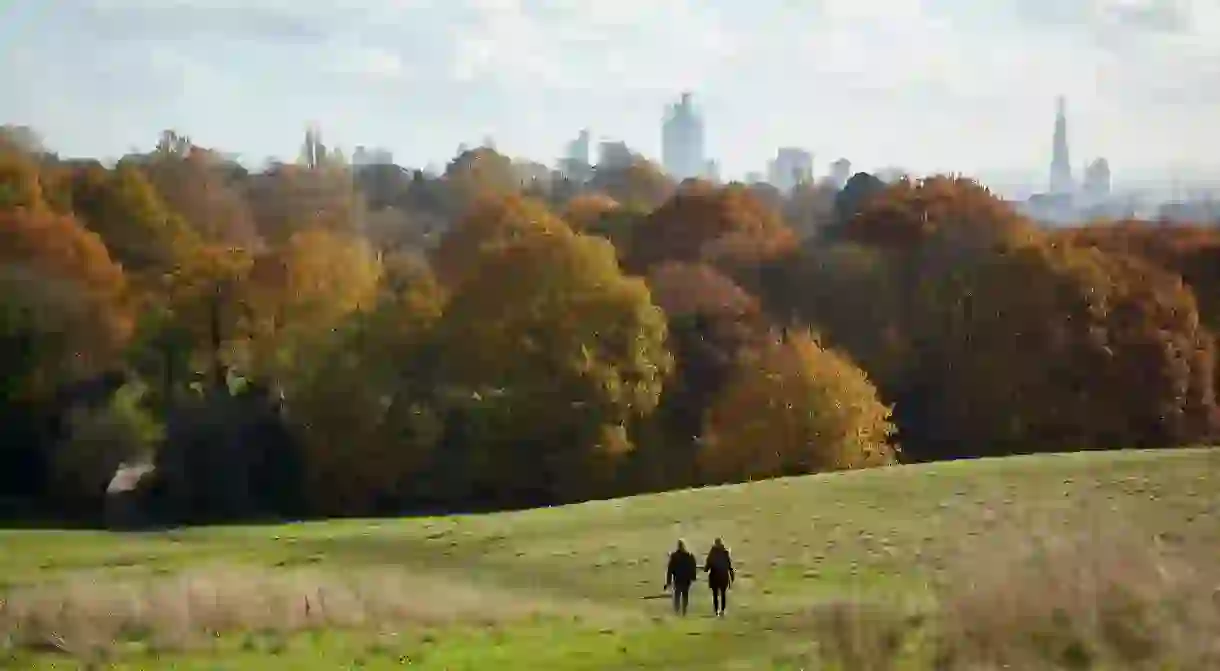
[0,148,45,211]
[835,175,1038,257]
[1052,222,1220,333]
[588,159,675,212]
[784,181,838,239]
[0,208,132,398]
[247,161,364,244]
[65,162,199,280]
[136,136,259,244]
[700,330,896,483]
[431,193,572,288]
[628,182,797,273]
[906,241,1220,460]
[244,228,383,390]
[283,265,446,515]
[758,242,911,393]
[435,229,672,505]
[442,146,521,217]
[632,262,769,488]
[832,171,886,227]
[159,244,254,392]
[562,193,622,231]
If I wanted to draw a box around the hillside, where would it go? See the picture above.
[3,448,1219,669]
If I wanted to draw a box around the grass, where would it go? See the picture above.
[2,448,1219,669]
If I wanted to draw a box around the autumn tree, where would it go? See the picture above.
[431,193,572,288]
[246,160,364,244]
[283,263,446,515]
[0,147,45,211]
[760,242,910,392]
[588,159,675,212]
[631,262,768,488]
[243,228,382,388]
[442,146,521,217]
[1052,222,1220,333]
[0,208,132,397]
[837,175,1038,256]
[906,241,1220,460]
[628,182,797,274]
[156,244,254,392]
[65,162,199,281]
[700,330,896,483]
[562,193,622,231]
[135,132,259,244]
[0,208,132,505]
[435,229,672,505]
[831,171,886,228]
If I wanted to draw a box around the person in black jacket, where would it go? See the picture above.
[664,539,698,615]
[704,537,735,617]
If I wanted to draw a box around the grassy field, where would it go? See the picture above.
[3,448,1220,669]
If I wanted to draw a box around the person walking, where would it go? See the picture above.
[664,539,697,616]
[704,537,735,617]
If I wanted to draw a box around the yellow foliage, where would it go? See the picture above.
[432,193,574,288]
[245,228,383,382]
[700,330,896,483]
[437,229,673,500]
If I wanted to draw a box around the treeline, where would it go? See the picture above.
[1,125,1217,526]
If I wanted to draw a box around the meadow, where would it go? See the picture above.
[3,448,1220,669]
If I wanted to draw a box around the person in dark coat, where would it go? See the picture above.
[704,537,735,617]
[664,539,698,615]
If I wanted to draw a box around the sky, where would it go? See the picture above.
[1,0,1218,185]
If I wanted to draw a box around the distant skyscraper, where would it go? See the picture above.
[560,129,593,182]
[828,158,852,189]
[1083,158,1112,201]
[661,92,706,181]
[1050,96,1074,196]
[353,145,394,167]
[768,148,814,193]
[597,140,635,170]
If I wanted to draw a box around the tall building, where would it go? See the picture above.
[767,148,814,193]
[828,158,852,189]
[661,92,706,181]
[597,140,635,170]
[1083,158,1111,201]
[560,129,593,182]
[1050,96,1074,196]
[353,145,394,167]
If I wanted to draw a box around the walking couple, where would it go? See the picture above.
[664,537,736,617]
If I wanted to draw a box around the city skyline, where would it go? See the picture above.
[2,1,1218,183]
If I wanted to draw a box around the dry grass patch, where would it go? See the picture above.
[0,564,616,659]
[934,502,1220,670]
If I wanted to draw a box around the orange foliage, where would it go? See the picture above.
[562,193,621,230]
[700,330,896,483]
[431,193,574,288]
[0,208,133,392]
[629,182,797,272]
[645,261,760,321]
[843,175,1038,253]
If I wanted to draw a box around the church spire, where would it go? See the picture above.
[1050,96,1074,195]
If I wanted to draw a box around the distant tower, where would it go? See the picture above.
[662,92,706,181]
[1049,96,1074,196]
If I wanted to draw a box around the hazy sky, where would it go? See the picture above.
[2,0,1216,182]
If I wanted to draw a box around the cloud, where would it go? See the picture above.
[445,0,739,91]
[322,44,409,80]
